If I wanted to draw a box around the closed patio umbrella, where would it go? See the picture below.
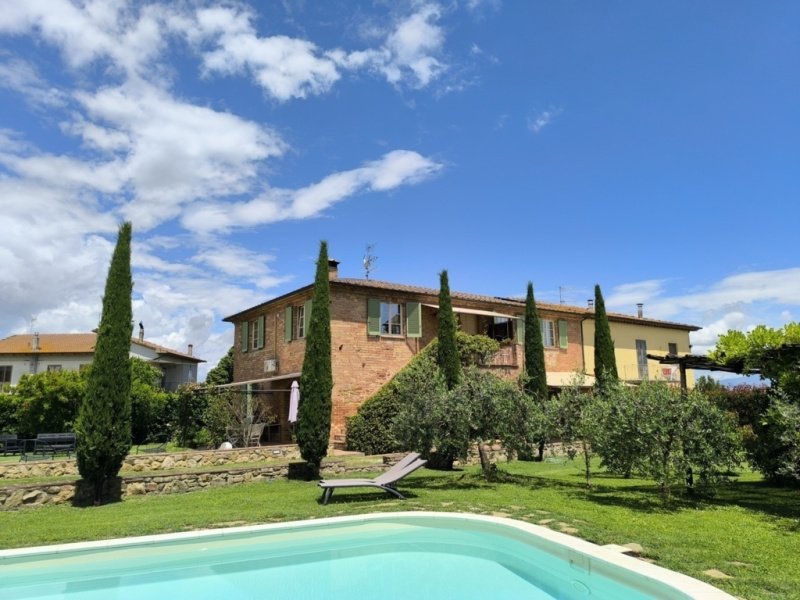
[288,380,300,423]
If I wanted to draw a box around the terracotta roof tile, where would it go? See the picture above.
[224,277,699,331]
[0,333,204,361]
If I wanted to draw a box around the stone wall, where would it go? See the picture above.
[0,458,383,510]
[0,445,301,480]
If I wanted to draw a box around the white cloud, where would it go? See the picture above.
[527,108,562,133]
[0,1,452,380]
[0,57,67,108]
[608,268,800,356]
[183,150,443,233]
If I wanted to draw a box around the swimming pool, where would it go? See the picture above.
[1,512,734,600]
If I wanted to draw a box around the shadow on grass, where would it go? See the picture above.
[706,480,800,523]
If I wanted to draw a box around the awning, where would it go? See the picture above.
[422,304,518,320]
[211,372,302,389]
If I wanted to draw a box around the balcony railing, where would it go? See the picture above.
[484,343,518,368]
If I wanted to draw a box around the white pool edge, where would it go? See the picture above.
[0,511,736,600]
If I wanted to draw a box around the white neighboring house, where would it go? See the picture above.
[0,332,204,392]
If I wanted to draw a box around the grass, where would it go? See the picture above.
[1,459,798,600]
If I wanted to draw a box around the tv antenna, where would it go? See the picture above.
[363,244,377,279]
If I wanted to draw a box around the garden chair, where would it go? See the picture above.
[247,423,265,447]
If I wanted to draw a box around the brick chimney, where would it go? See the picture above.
[328,259,340,280]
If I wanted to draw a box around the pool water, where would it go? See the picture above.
[1,513,731,600]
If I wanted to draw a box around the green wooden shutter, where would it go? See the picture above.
[303,299,313,337]
[558,319,568,349]
[256,315,265,349]
[515,317,525,344]
[284,306,293,342]
[367,298,381,335]
[406,302,421,338]
[241,321,249,353]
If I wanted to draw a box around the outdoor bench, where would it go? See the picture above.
[33,433,77,459]
[1,433,22,456]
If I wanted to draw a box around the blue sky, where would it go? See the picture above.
[0,1,798,379]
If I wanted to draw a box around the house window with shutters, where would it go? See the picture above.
[367,299,422,338]
[250,319,259,350]
[381,303,402,335]
[284,300,313,342]
[636,339,648,379]
[241,315,265,352]
[541,320,556,347]
[297,305,306,339]
[668,342,678,355]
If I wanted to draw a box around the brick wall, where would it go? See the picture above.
[229,283,588,448]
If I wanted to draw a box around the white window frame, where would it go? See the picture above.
[380,302,403,336]
[251,319,259,350]
[541,319,556,348]
[297,305,306,339]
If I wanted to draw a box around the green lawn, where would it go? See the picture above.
[1,460,797,600]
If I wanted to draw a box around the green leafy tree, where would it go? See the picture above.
[205,347,234,386]
[346,332,499,455]
[711,323,800,395]
[296,241,333,475]
[129,358,172,444]
[602,381,742,498]
[591,379,648,478]
[547,373,601,488]
[437,270,461,390]
[523,282,548,460]
[75,222,133,503]
[12,370,87,436]
[593,284,618,391]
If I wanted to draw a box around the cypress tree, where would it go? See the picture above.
[296,241,333,475]
[523,282,548,401]
[524,282,549,460]
[593,284,619,391]
[437,270,461,390]
[76,222,133,503]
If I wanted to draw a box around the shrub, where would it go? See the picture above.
[750,393,800,484]
[174,384,208,448]
[130,359,173,444]
[13,370,87,436]
[0,393,17,433]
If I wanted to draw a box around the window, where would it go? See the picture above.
[541,319,556,347]
[668,342,678,355]
[380,303,402,336]
[47,365,62,372]
[297,305,306,339]
[251,319,259,350]
[285,302,312,342]
[488,316,513,341]
[367,299,421,338]
[0,365,11,392]
[636,339,648,379]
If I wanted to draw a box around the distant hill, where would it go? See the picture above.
[719,375,769,388]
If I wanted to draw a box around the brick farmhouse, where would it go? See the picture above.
[223,261,699,448]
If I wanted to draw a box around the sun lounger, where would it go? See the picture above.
[319,454,426,505]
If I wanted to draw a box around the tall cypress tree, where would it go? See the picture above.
[593,284,619,391]
[523,282,548,401]
[76,222,133,503]
[437,270,461,390]
[297,241,333,475]
[524,282,549,460]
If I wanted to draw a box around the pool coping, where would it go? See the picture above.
[0,511,736,599]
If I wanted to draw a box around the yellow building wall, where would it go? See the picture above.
[581,320,695,387]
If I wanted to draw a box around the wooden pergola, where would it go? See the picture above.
[646,353,759,392]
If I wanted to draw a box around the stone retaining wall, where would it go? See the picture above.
[0,459,383,510]
[0,445,301,480]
